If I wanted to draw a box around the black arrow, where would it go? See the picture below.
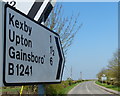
[55,37,64,80]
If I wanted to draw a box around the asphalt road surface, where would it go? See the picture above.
[68,81,114,95]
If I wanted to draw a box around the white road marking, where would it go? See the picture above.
[86,82,95,96]
[86,83,91,93]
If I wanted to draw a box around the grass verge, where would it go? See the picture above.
[0,87,21,93]
[95,81,120,92]
[59,82,80,94]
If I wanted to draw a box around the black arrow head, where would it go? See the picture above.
[55,37,65,80]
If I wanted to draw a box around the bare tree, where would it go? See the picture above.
[45,3,83,55]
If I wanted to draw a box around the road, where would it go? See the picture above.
[68,81,114,95]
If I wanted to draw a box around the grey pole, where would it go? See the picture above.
[80,72,82,81]
[71,66,72,80]
[38,84,45,95]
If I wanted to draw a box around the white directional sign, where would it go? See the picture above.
[3,4,65,86]
[101,74,107,81]
[101,77,107,81]
[0,0,4,87]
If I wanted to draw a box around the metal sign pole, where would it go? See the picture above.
[38,84,45,95]
[38,18,45,96]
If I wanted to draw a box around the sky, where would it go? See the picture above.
[62,2,118,80]
[3,0,118,80]
[3,0,120,2]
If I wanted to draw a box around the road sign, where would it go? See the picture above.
[38,0,56,23]
[101,74,107,81]
[3,4,64,86]
[0,0,4,87]
[101,76,107,81]
[28,0,56,23]
[27,0,44,19]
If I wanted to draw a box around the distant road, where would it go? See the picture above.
[68,81,112,95]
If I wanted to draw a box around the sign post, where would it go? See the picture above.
[28,0,56,23]
[3,3,64,86]
[101,74,107,84]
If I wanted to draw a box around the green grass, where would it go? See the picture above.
[0,87,21,93]
[95,81,120,92]
[59,82,81,94]
[0,81,84,95]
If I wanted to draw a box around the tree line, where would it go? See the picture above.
[97,50,120,86]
